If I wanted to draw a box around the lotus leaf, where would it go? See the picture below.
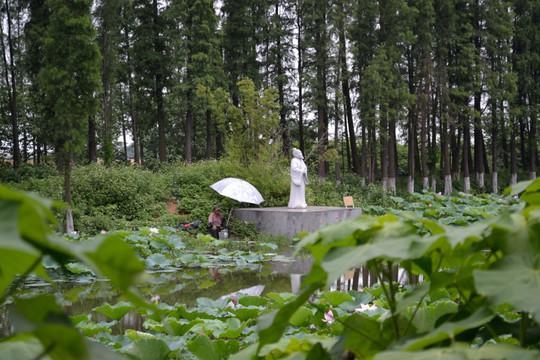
[93,301,134,321]
[288,306,314,327]
[321,291,353,307]
[124,338,170,360]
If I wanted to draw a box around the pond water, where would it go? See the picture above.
[1,251,417,338]
[0,255,315,338]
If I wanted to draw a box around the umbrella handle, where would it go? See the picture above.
[226,207,232,227]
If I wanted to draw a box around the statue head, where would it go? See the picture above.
[292,148,304,160]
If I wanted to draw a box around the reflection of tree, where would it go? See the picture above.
[0,267,293,336]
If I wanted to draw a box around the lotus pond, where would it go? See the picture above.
[0,227,316,337]
[6,183,540,360]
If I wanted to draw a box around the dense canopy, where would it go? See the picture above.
[1,0,539,195]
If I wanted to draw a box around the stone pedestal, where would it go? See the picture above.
[232,206,363,238]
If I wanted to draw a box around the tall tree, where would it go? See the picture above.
[221,0,264,101]
[132,0,171,162]
[302,0,331,181]
[1,0,21,168]
[350,0,378,186]
[512,0,539,180]
[177,0,222,162]
[484,0,515,192]
[37,0,101,232]
[95,0,123,164]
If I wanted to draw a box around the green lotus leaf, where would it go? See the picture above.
[266,292,297,303]
[165,235,185,250]
[219,318,246,339]
[0,335,46,360]
[70,314,90,326]
[375,342,540,360]
[82,235,145,292]
[321,291,353,307]
[338,290,376,311]
[259,242,278,250]
[123,338,170,360]
[198,279,217,289]
[76,320,115,337]
[198,234,215,243]
[145,254,171,268]
[149,240,169,252]
[164,318,204,336]
[186,335,221,360]
[196,297,218,308]
[474,254,540,323]
[289,306,314,327]
[190,319,228,337]
[93,301,134,321]
[125,330,156,341]
[238,295,268,307]
[143,318,166,333]
[66,261,94,274]
[405,300,458,333]
[229,307,263,322]
[393,307,494,351]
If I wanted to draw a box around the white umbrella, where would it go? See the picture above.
[210,177,264,205]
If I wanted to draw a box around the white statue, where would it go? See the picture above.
[288,148,310,209]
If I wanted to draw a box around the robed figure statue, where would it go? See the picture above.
[288,148,310,209]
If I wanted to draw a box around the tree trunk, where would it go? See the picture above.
[156,72,167,162]
[185,99,193,163]
[64,152,74,234]
[380,113,388,191]
[510,121,518,185]
[360,119,366,186]
[0,0,21,169]
[388,117,397,194]
[529,101,537,180]
[122,114,128,161]
[206,109,212,159]
[462,117,471,193]
[88,116,97,163]
[491,101,498,193]
[296,1,305,156]
[122,19,139,164]
[339,22,359,175]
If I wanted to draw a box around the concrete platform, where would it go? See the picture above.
[232,206,363,238]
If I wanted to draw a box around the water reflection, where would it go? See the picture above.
[1,257,421,338]
[0,264,295,337]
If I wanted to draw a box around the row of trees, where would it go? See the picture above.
[1,0,539,196]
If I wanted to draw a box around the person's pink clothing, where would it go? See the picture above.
[209,211,223,227]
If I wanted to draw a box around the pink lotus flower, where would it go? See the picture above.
[150,294,160,304]
[233,294,237,305]
[149,227,159,234]
[437,192,442,195]
[322,310,334,325]
[514,195,518,199]
[428,204,432,207]
[101,230,106,234]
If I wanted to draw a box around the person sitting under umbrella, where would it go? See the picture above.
[208,206,228,239]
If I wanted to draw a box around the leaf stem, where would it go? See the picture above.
[519,311,528,348]
[374,262,400,339]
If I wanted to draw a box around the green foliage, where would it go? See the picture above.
[197,79,290,206]
[0,184,148,359]
[241,179,540,358]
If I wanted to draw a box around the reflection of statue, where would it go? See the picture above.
[288,148,310,209]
